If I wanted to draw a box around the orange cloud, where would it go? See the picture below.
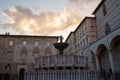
[2,6,83,36]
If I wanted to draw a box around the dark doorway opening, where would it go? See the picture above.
[19,68,25,80]
[4,73,10,80]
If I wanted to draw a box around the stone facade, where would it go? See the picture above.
[64,32,76,55]
[74,17,97,56]
[0,34,58,75]
[82,0,120,72]
[0,0,120,80]
[65,17,97,56]
[93,0,120,39]
[65,0,120,72]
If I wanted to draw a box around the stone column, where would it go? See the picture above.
[95,55,100,71]
[89,55,96,70]
[108,50,114,73]
[38,58,40,68]
[72,55,74,65]
[63,55,65,64]
[48,56,50,65]
[55,55,57,69]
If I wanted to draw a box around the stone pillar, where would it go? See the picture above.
[95,55,100,71]
[72,55,74,65]
[63,55,65,64]
[38,58,40,68]
[108,50,114,73]
[89,55,94,70]
[55,55,57,69]
[48,56,50,65]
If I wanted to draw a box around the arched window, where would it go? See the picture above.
[103,3,107,16]
[6,50,13,60]
[33,47,39,57]
[45,47,51,56]
[20,47,27,59]
[105,23,111,35]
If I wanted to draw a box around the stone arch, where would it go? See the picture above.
[96,44,107,55]
[110,35,120,50]
[89,50,96,70]
[96,44,110,71]
[19,68,25,80]
[45,47,52,56]
[33,47,40,57]
[110,35,120,71]
[20,47,28,58]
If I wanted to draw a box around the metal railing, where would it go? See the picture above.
[25,70,120,80]
[0,73,18,80]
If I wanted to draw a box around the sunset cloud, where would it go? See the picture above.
[2,6,83,36]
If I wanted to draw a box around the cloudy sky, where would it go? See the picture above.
[0,0,101,40]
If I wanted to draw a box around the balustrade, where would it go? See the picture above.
[34,55,85,69]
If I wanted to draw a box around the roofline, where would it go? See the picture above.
[65,17,95,42]
[65,31,74,42]
[92,0,105,14]
[74,16,95,32]
[0,34,59,39]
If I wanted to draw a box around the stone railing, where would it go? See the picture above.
[34,54,85,69]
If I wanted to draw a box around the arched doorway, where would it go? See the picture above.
[110,36,120,71]
[19,68,25,80]
[97,44,110,71]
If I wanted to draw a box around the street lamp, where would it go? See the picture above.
[5,64,11,70]
[5,63,11,80]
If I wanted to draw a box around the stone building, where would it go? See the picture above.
[74,17,97,56]
[81,0,120,72]
[65,17,97,56]
[64,32,76,55]
[90,0,120,71]
[0,0,120,80]
[0,34,58,80]
[65,0,120,72]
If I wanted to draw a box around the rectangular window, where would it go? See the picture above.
[21,53,27,59]
[86,36,88,45]
[90,20,95,25]
[35,41,39,46]
[46,42,50,47]
[9,41,14,46]
[85,27,87,33]
[7,51,13,60]
[80,42,82,49]
[83,39,85,47]
[90,26,95,32]
[23,41,27,46]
